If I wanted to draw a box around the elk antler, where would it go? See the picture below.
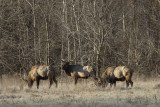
[61,59,66,62]
[61,56,77,63]
[69,57,77,62]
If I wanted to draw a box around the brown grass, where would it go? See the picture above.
[0,74,160,107]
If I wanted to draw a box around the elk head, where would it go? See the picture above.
[27,76,33,88]
[97,77,103,86]
[61,59,70,70]
[13,71,28,84]
[61,57,76,70]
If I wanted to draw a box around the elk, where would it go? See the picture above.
[21,65,58,89]
[61,59,97,85]
[97,66,134,88]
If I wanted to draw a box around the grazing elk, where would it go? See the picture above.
[23,65,58,89]
[97,66,134,88]
[62,60,97,85]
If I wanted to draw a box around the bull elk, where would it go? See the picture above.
[61,59,97,85]
[21,65,58,89]
[97,66,134,88]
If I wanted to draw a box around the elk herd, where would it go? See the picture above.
[20,59,134,89]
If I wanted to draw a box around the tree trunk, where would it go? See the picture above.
[33,0,36,64]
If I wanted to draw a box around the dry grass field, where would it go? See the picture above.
[0,75,160,107]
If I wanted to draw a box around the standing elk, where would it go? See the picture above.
[21,65,58,89]
[61,59,97,85]
[97,66,134,88]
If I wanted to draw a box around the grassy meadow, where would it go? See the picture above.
[0,75,160,107]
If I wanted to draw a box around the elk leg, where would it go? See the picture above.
[36,78,40,89]
[53,77,58,87]
[129,80,133,87]
[74,77,78,85]
[110,83,113,88]
[126,76,133,87]
[126,81,129,88]
[49,79,53,88]
[113,82,116,88]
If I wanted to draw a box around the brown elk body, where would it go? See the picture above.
[62,61,97,85]
[27,65,57,89]
[98,66,134,88]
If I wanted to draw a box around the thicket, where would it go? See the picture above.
[0,0,160,78]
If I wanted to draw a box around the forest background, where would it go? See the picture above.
[0,0,160,78]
